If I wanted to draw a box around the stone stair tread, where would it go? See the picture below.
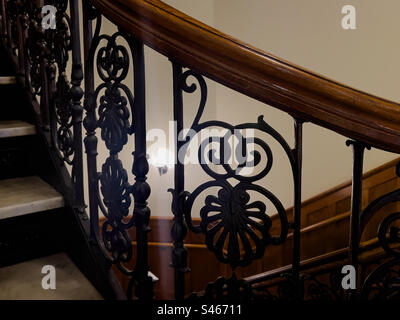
[0,120,36,138]
[0,253,103,300]
[0,76,16,85]
[0,176,64,220]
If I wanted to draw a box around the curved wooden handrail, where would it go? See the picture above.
[90,0,400,153]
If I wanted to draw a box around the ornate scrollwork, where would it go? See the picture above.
[97,84,133,154]
[358,161,400,300]
[304,271,345,301]
[97,35,130,83]
[190,273,256,302]
[361,259,400,300]
[171,67,292,271]
[24,3,43,98]
[88,30,137,271]
[53,0,71,71]
[93,32,134,154]
[50,1,76,166]
[378,212,400,259]
[184,180,287,268]
[88,30,135,270]
[99,156,133,263]
[99,157,132,221]
[84,11,152,298]
[252,269,346,301]
[54,74,74,163]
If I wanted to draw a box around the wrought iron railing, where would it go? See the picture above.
[1,0,400,301]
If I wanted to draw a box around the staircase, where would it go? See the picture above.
[0,48,103,299]
[0,0,399,302]
[0,253,101,300]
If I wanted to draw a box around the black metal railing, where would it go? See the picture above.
[0,0,399,301]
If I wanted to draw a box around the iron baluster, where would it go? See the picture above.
[170,61,189,300]
[292,118,304,299]
[69,0,84,211]
[0,0,7,42]
[131,38,153,300]
[82,2,100,244]
[346,140,370,299]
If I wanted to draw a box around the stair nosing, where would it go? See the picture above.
[0,176,64,220]
[0,76,16,85]
[0,120,36,138]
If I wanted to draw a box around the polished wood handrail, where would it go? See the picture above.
[90,0,400,152]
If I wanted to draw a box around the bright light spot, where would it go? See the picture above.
[148,148,175,168]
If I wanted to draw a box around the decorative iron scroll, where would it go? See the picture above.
[189,274,258,302]
[253,268,346,301]
[170,64,303,299]
[358,161,400,300]
[52,0,74,164]
[361,258,400,300]
[83,6,152,299]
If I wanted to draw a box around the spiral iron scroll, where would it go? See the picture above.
[171,68,294,272]
[360,161,400,300]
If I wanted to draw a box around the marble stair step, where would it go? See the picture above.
[0,120,36,138]
[0,76,16,85]
[0,253,103,300]
[0,176,64,220]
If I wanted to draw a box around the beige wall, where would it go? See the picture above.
[209,0,399,208]
[81,0,400,217]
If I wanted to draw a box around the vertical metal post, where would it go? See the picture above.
[69,0,85,210]
[346,140,369,299]
[170,62,189,300]
[16,11,24,76]
[0,0,7,42]
[132,39,153,300]
[292,118,303,298]
[82,1,99,241]
[6,1,11,50]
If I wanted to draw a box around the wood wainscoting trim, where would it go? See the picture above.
[98,157,400,299]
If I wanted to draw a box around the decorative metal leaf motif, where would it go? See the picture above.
[184,180,286,268]
[201,184,272,267]
[55,74,74,163]
[98,85,131,154]
[99,157,131,220]
[99,157,133,262]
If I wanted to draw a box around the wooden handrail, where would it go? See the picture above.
[90,0,400,152]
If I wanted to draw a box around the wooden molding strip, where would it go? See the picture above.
[245,237,388,285]
[90,0,400,152]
